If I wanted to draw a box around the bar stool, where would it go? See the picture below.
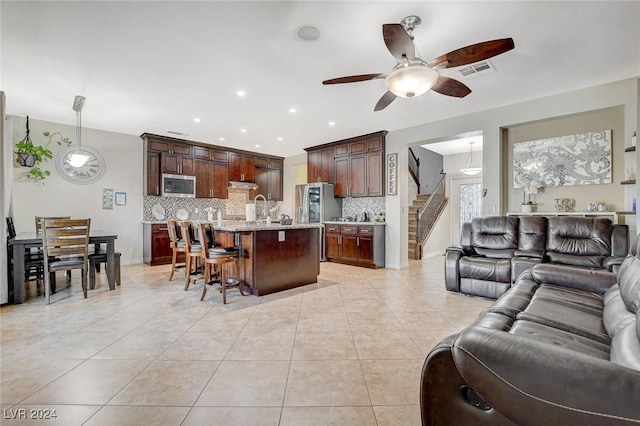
[198,222,244,304]
[167,220,186,281]
[179,221,203,291]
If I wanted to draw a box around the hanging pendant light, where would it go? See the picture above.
[69,95,90,167]
[461,141,482,176]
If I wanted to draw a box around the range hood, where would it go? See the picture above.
[228,180,259,189]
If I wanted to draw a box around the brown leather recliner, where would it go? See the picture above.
[421,233,640,425]
[445,216,628,299]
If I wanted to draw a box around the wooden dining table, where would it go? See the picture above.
[8,230,118,304]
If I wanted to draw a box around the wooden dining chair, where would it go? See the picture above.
[197,222,244,304]
[167,219,186,281]
[41,218,91,305]
[179,221,203,291]
[6,217,46,289]
[36,215,72,282]
[35,216,70,233]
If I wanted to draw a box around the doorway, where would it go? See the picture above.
[450,177,483,244]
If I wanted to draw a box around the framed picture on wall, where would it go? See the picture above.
[387,153,398,195]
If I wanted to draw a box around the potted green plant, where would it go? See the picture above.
[14,116,72,182]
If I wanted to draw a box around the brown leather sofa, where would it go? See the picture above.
[421,234,640,425]
[445,216,629,299]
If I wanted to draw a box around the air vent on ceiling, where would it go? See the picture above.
[167,130,189,136]
[457,60,496,79]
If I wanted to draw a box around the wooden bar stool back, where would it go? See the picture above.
[179,221,202,291]
[167,220,186,281]
[198,222,244,304]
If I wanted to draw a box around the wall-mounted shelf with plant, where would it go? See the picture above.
[14,116,72,182]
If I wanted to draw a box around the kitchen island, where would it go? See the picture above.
[212,222,321,296]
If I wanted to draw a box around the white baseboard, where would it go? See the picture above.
[422,251,445,259]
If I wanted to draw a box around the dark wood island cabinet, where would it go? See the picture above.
[214,223,320,295]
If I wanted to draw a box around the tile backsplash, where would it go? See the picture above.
[144,192,383,222]
[144,187,277,222]
[342,197,386,221]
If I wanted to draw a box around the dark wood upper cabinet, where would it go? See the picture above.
[195,158,229,199]
[146,151,161,196]
[141,133,281,198]
[307,147,334,183]
[162,153,194,175]
[306,131,386,197]
[255,156,282,169]
[193,146,228,162]
[229,152,255,182]
[255,167,282,201]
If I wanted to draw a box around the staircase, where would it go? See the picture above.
[408,194,431,259]
[409,174,448,260]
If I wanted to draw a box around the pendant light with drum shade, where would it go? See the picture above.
[461,141,482,176]
[69,95,90,167]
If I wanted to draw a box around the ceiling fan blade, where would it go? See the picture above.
[428,38,515,69]
[374,91,397,111]
[383,24,415,62]
[323,73,384,85]
[431,76,472,98]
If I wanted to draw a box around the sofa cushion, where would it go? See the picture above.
[546,217,612,268]
[509,320,610,359]
[471,216,518,258]
[459,257,511,283]
[516,284,610,344]
[517,216,547,255]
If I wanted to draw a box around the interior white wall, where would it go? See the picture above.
[282,152,306,220]
[9,116,144,264]
[1,92,9,303]
[385,77,638,270]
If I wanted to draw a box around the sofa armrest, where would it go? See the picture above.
[603,255,625,272]
[445,251,463,292]
[513,249,543,259]
[530,263,617,294]
[446,244,476,256]
[452,326,640,425]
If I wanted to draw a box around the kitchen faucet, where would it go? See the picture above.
[254,194,267,223]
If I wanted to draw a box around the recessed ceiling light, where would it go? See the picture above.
[328,121,336,127]
[193,117,201,123]
[289,108,297,114]
[298,25,320,41]
[240,128,247,133]
[219,137,225,141]
[236,90,246,97]
[255,144,260,148]
[277,137,284,142]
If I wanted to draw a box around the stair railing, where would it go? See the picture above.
[415,173,448,253]
[408,147,420,194]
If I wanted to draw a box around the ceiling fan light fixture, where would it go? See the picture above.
[385,64,438,98]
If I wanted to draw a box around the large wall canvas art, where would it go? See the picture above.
[513,129,612,188]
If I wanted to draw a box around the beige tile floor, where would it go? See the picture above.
[0,256,492,425]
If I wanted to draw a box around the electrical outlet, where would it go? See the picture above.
[491,205,496,213]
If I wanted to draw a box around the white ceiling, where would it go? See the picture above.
[2,1,639,158]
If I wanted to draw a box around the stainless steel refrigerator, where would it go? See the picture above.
[295,183,342,261]
[295,183,342,224]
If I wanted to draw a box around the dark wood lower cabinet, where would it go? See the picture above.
[143,223,183,265]
[324,223,385,268]
[217,227,319,296]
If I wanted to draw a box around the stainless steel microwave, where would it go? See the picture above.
[162,173,196,198]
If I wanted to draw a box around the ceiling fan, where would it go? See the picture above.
[322,15,515,111]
